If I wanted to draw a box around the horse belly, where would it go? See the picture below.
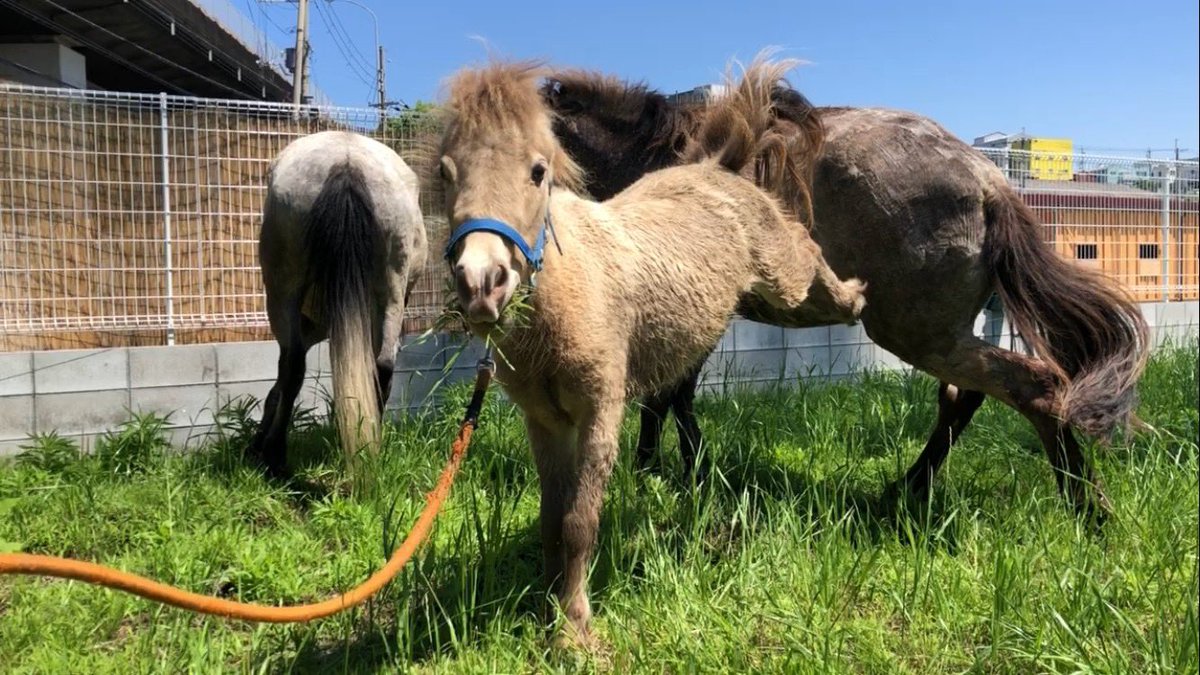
[624,297,736,398]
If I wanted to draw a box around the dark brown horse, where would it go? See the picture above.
[542,70,1149,517]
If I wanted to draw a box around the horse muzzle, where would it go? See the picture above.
[454,262,512,325]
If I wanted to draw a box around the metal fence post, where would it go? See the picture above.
[1160,164,1175,302]
[159,92,176,345]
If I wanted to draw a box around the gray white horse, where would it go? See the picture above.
[249,130,427,478]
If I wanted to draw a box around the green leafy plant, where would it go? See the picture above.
[95,411,172,477]
[206,395,260,449]
[15,431,83,475]
[0,497,24,553]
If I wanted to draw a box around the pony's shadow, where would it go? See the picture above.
[187,420,349,511]
[271,515,549,672]
[642,440,965,554]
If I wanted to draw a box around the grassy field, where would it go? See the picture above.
[1,342,1196,673]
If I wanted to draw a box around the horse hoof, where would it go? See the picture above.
[549,622,604,656]
[1078,493,1114,533]
[883,478,931,506]
[263,461,292,482]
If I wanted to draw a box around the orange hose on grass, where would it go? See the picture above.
[0,364,492,624]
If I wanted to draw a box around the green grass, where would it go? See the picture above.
[1,342,1196,673]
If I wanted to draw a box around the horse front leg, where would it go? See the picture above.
[526,415,577,625]
[670,364,704,477]
[752,232,866,325]
[888,381,986,500]
[556,394,623,646]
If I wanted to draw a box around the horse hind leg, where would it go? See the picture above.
[374,271,419,416]
[248,294,310,479]
[1031,414,1113,520]
[916,334,1112,519]
[888,381,986,500]
[374,307,403,416]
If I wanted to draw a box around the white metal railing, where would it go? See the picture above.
[1,83,1197,350]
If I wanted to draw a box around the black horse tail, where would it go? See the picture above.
[303,163,381,458]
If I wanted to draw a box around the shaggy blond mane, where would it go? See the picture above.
[440,61,584,192]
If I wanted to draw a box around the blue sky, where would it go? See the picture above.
[247,0,1199,156]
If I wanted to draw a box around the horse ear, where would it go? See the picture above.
[541,79,561,104]
[543,79,585,115]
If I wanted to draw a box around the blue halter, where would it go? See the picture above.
[444,202,561,280]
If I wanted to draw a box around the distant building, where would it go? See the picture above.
[1184,158,1200,191]
[665,83,728,106]
[973,132,1074,181]
[1074,165,1139,185]
[1145,157,1200,194]
[1012,137,1073,181]
[0,0,296,101]
[972,131,1027,149]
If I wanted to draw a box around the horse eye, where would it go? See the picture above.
[439,157,454,183]
[530,163,547,186]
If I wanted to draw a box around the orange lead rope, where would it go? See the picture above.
[0,357,494,624]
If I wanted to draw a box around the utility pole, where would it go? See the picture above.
[291,0,309,107]
[374,45,384,112]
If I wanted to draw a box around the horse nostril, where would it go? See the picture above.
[492,264,508,290]
[454,264,474,298]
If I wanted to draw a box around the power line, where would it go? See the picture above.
[138,0,268,84]
[1079,146,1191,154]
[253,0,294,34]
[240,0,274,76]
[313,0,372,83]
[312,0,372,91]
[316,0,371,74]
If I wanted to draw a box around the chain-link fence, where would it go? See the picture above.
[2,83,1197,351]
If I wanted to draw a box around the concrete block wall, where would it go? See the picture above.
[1,301,1195,456]
[0,342,334,456]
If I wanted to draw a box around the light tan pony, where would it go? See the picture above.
[436,60,865,645]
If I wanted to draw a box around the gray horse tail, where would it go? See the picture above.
[984,186,1149,438]
[304,163,381,458]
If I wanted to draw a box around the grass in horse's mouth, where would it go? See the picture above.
[426,276,535,373]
